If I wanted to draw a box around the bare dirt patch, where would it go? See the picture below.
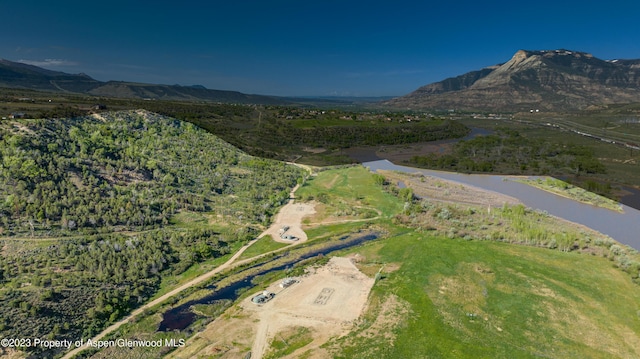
[302,147,327,154]
[168,257,375,359]
[355,294,410,342]
[324,293,411,358]
[261,200,316,244]
[91,113,107,122]
[247,257,375,359]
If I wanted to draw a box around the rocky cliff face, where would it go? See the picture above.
[386,49,640,111]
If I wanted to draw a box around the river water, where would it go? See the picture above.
[158,233,379,331]
[364,160,640,250]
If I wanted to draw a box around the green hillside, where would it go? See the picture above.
[331,233,640,358]
[0,111,304,358]
[0,110,301,236]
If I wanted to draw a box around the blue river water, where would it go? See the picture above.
[364,160,640,250]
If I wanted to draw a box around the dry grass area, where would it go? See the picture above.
[167,257,375,359]
[378,169,520,207]
[302,147,327,154]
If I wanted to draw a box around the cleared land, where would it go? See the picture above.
[260,200,316,243]
[166,256,375,359]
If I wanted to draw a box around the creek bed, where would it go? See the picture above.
[158,233,379,331]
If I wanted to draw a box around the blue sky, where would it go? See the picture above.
[2,0,640,96]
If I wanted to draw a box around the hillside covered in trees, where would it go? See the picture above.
[0,110,304,357]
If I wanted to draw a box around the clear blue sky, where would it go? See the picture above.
[3,0,640,97]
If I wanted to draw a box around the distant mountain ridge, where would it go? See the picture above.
[0,58,102,93]
[386,49,640,111]
[0,58,284,104]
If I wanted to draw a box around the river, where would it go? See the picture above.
[158,233,379,331]
[364,160,640,250]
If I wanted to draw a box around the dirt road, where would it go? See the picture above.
[61,237,259,359]
[62,182,314,359]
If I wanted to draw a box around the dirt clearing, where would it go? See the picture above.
[168,256,375,359]
[260,200,316,244]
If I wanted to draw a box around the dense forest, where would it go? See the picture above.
[0,110,304,357]
[0,110,302,236]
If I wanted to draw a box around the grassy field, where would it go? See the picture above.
[160,165,640,359]
[296,166,404,219]
[237,236,290,260]
[330,231,640,359]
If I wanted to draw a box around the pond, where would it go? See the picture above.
[364,160,640,250]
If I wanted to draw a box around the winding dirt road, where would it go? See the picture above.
[62,177,318,359]
[61,237,259,359]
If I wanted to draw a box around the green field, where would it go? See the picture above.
[237,235,290,260]
[296,166,404,218]
[294,166,640,358]
[331,232,640,358]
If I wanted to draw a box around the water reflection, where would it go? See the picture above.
[364,160,640,250]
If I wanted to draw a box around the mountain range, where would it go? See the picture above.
[0,58,284,105]
[3,50,640,111]
[386,49,640,111]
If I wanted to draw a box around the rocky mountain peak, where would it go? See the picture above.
[385,49,640,111]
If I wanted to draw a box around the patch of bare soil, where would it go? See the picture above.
[302,147,327,154]
[378,170,520,207]
[248,257,374,359]
[354,294,410,341]
[91,113,107,122]
[7,122,36,136]
[165,306,256,359]
[260,200,316,244]
[168,257,374,359]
